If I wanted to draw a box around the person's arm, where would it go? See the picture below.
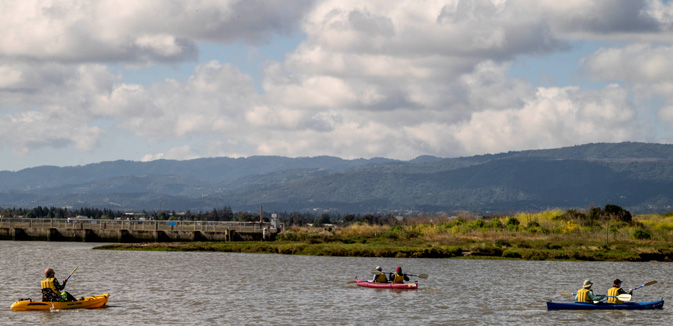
[588,290,604,301]
[404,274,409,281]
[53,278,66,291]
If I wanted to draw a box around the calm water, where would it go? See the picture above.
[1,241,670,325]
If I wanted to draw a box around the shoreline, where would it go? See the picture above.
[92,209,673,262]
[93,239,673,262]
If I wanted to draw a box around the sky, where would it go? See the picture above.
[2,0,673,171]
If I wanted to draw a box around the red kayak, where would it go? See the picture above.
[355,278,418,290]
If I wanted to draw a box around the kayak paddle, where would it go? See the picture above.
[558,291,631,302]
[632,280,657,291]
[65,266,78,282]
[370,270,428,279]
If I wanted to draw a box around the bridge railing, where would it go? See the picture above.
[0,218,274,232]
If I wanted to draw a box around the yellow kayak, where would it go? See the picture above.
[10,293,109,311]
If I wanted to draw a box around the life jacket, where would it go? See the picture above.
[373,272,388,283]
[576,288,592,303]
[41,278,60,294]
[391,273,405,284]
[607,287,623,303]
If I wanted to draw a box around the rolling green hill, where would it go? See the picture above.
[1,142,672,214]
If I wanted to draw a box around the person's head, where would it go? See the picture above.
[396,266,402,273]
[375,266,382,272]
[582,279,593,289]
[613,279,622,286]
[44,267,55,278]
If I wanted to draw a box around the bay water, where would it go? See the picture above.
[1,241,670,325]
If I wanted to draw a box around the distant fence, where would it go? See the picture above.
[0,218,281,242]
[0,218,274,232]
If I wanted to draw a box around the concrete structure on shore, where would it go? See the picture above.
[0,218,280,242]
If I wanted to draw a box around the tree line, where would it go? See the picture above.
[0,206,404,226]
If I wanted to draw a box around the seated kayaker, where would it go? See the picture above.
[41,267,78,302]
[371,266,389,283]
[391,266,409,284]
[575,279,604,303]
[607,279,633,303]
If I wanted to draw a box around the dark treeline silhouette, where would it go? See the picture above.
[0,206,402,226]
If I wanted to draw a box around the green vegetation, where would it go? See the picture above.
[95,206,673,262]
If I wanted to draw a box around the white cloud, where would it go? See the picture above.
[0,62,117,154]
[450,84,649,154]
[0,0,310,63]
[3,0,673,169]
[101,61,258,139]
[581,43,673,139]
[141,145,196,162]
[581,44,673,84]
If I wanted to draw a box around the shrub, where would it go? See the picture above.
[546,243,562,250]
[506,217,520,226]
[467,219,485,230]
[484,218,504,230]
[526,221,540,228]
[632,229,652,240]
[381,230,399,239]
[471,245,502,256]
[502,249,522,258]
[604,204,632,223]
[495,239,511,247]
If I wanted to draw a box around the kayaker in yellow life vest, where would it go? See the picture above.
[575,279,605,303]
[371,266,389,283]
[391,266,409,284]
[41,267,78,302]
[607,279,632,303]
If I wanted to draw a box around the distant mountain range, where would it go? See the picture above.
[1,142,673,215]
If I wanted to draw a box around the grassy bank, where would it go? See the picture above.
[94,210,673,262]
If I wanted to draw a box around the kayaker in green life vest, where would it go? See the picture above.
[371,266,389,283]
[575,279,604,303]
[607,279,633,303]
[391,266,409,284]
[41,267,78,302]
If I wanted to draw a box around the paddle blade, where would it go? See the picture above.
[558,291,573,297]
[617,294,632,302]
[415,273,429,279]
[633,280,657,291]
[347,280,358,284]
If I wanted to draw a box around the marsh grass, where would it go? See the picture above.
[95,211,673,261]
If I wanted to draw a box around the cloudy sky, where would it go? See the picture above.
[2,0,673,171]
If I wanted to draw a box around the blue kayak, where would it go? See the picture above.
[547,300,664,310]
